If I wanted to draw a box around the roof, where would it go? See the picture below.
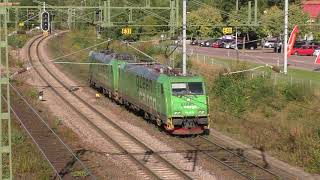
[124,63,193,80]
[125,64,162,80]
[90,51,135,64]
[303,0,320,18]
[90,51,195,78]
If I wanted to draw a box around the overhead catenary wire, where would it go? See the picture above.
[9,83,96,180]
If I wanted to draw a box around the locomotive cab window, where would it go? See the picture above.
[188,82,204,95]
[172,82,203,96]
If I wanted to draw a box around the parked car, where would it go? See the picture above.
[231,40,258,50]
[222,39,234,49]
[200,39,218,47]
[314,48,320,56]
[264,40,276,48]
[212,40,224,48]
[190,39,200,45]
[293,45,317,56]
[307,41,320,46]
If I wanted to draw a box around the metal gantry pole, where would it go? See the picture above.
[248,1,252,25]
[284,0,288,74]
[254,0,257,25]
[182,0,187,75]
[0,0,13,179]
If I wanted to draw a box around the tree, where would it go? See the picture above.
[260,6,283,36]
[139,15,158,36]
[188,6,223,38]
[261,5,310,37]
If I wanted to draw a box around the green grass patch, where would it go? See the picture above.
[12,121,52,179]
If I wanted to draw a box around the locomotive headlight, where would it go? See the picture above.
[174,111,181,115]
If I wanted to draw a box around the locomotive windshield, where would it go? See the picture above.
[172,82,204,96]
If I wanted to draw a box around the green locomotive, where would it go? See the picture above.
[89,50,210,135]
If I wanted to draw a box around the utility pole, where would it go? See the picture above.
[248,1,252,25]
[254,0,258,25]
[0,1,13,179]
[182,0,187,75]
[284,0,288,74]
[235,0,238,23]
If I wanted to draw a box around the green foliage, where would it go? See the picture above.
[174,53,193,70]
[12,128,25,144]
[8,35,29,49]
[213,75,247,116]
[282,83,314,102]
[188,6,223,38]
[12,123,52,179]
[26,89,38,100]
[261,5,310,36]
[139,16,159,36]
[213,69,315,117]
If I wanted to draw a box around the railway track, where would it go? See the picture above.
[29,34,193,180]
[5,35,96,180]
[182,136,280,180]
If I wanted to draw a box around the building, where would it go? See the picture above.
[303,0,320,22]
[302,0,320,40]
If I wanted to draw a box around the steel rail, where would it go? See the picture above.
[26,35,97,179]
[32,34,192,180]
[182,136,281,180]
[29,36,160,180]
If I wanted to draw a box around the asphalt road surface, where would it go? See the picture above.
[187,46,320,72]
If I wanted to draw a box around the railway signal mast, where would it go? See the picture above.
[41,3,50,35]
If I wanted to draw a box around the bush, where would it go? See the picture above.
[8,35,29,48]
[213,74,247,116]
[282,83,314,102]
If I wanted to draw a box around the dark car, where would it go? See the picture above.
[231,39,258,50]
[222,39,235,49]
[190,40,199,45]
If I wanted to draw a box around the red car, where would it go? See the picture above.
[292,45,317,56]
[212,40,223,48]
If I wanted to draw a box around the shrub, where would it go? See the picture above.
[282,83,314,102]
[8,35,29,48]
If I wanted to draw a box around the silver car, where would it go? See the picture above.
[313,48,320,56]
[264,40,276,48]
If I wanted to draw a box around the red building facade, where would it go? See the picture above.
[303,0,320,19]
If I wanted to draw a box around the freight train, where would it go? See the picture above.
[88,50,210,135]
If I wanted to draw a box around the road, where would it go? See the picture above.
[187,46,320,71]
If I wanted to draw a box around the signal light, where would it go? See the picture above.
[41,11,50,32]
